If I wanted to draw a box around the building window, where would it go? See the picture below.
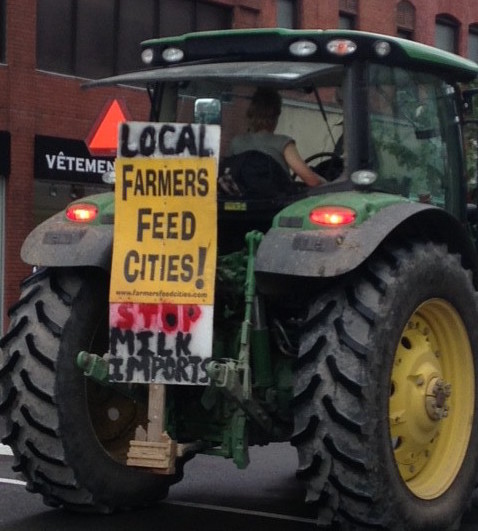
[277,0,296,29]
[37,0,74,73]
[118,0,157,74]
[339,14,355,30]
[435,15,458,54]
[0,0,6,63]
[196,2,231,31]
[37,0,232,77]
[76,0,115,79]
[158,0,231,34]
[469,25,478,62]
[339,0,357,12]
[397,0,415,40]
[339,0,357,30]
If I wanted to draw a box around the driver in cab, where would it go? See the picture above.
[228,88,327,188]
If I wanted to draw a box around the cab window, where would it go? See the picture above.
[368,64,462,215]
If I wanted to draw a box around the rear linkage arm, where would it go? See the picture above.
[206,231,287,442]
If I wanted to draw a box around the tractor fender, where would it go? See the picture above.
[21,210,113,270]
[255,201,478,280]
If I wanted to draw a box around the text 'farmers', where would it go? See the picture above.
[122,164,209,200]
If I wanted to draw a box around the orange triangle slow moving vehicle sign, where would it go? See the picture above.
[86,98,131,157]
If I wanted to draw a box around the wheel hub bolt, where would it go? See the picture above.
[425,377,451,420]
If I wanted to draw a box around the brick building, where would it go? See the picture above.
[1,0,478,330]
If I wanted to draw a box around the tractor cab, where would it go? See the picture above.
[88,29,478,229]
[144,61,347,251]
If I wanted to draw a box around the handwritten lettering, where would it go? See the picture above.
[120,123,214,159]
[136,209,195,242]
[109,328,210,384]
[122,165,209,200]
[111,302,202,332]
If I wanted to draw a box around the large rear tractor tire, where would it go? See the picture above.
[0,267,182,512]
[292,241,478,530]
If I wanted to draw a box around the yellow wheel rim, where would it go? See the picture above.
[389,298,474,499]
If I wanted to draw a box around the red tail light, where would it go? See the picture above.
[65,203,98,223]
[309,206,356,226]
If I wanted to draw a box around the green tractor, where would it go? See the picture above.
[3,28,478,529]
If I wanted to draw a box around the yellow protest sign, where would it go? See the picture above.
[110,156,217,305]
[108,122,220,384]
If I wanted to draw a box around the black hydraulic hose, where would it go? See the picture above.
[313,86,336,150]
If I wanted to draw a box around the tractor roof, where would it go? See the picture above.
[86,28,478,89]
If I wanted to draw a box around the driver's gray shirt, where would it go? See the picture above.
[229,132,294,175]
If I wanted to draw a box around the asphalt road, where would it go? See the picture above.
[1,443,478,531]
[0,443,315,531]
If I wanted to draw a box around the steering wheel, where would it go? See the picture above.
[303,151,344,182]
[291,151,343,182]
[304,151,337,165]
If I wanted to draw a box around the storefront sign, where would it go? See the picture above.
[0,131,10,176]
[109,122,220,385]
[34,135,114,183]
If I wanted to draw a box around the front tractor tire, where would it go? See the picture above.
[0,268,182,512]
[292,241,478,530]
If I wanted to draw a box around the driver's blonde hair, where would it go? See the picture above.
[247,88,282,132]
